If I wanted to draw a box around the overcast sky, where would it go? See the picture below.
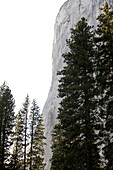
[0,0,66,112]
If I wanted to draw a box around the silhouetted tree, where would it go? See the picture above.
[0,82,15,169]
[51,18,101,169]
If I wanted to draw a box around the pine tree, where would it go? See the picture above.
[21,95,29,170]
[51,18,101,169]
[27,99,39,170]
[10,110,24,170]
[0,82,15,169]
[95,2,113,168]
[27,99,46,170]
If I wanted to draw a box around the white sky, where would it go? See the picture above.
[0,0,66,112]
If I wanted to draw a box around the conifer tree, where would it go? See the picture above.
[27,99,46,170]
[95,2,113,168]
[0,82,15,169]
[10,110,24,170]
[51,18,101,169]
[21,95,29,170]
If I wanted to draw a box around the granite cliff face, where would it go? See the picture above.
[42,0,113,169]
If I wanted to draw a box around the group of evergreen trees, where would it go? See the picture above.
[0,82,46,170]
[0,2,113,170]
[51,2,113,170]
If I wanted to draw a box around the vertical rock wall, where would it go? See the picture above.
[42,0,113,169]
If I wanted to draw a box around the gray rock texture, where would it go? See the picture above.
[42,0,113,169]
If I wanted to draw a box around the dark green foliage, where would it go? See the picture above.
[0,82,46,169]
[95,2,113,98]
[9,97,46,170]
[51,2,113,169]
[9,96,29,170]
[95,2,113,168]
[51,18,101,170]
[27,99,46,170]
[50,123,66,170]
[10,110,24,170]
[31,114,46,170]
[21,95,29,170]
[0,82,15,169]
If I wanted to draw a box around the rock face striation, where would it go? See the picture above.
[42,0,113,169]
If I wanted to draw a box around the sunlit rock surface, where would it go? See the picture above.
[42,0,113,169]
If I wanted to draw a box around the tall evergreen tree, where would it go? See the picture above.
[21,95,29,170]
[95,2,113,169]
[51,18,101,169]
[27,99,46,170]
[10,110,24,170]
[0,82,15,169]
